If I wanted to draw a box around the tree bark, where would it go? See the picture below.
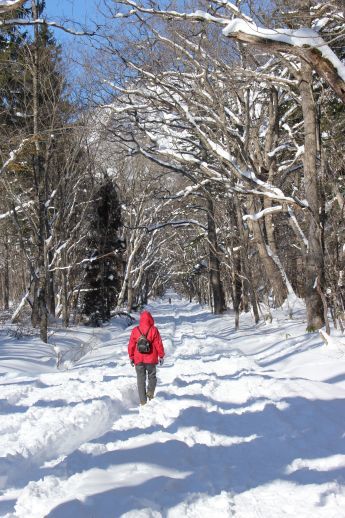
[247,197,289,307]
[233,195,260,323]
[264,86,280,258]
[232,252,242,330]
[46,250,55,317]
[3,234,10,310]
[62,250,69,327]
[299,62,325,330]
[127,275,134,312]
[206,195,225,314]
[30,0,48,342]
[31,153,48,343]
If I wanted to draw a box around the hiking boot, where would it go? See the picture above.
[140,400,147,406]
[147,392,154,400]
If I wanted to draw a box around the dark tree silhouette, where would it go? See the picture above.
[82,179,123,325]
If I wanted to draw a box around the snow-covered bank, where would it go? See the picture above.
[0,297,344,517]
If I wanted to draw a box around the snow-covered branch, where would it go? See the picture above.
[0,201,35,221]
[0,17,95,36]
[222,20,345,102]
[115,0,345,102]
[0,137,32,176]
[243,205,284,222]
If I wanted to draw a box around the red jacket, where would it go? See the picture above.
[128,310,165,365]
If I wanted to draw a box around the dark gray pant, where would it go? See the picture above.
[135,363,157,404]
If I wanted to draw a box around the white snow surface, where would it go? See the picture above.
[0,295,345,517]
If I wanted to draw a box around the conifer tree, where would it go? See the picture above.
[82,179,123,325]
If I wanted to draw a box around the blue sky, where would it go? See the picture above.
[45,0,102,43]
[42,0,103,84]
[47,0,96,27]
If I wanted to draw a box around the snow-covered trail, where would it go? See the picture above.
[0,296,344,517]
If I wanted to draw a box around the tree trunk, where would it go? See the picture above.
[197,278,202,305]
[264,86,280,259]
[208,278,213,312]
[248,197,289,307]
[62,262,69,327]
[233,252,242,330]
[207,195,225,314]
[142,275,149,305]
[116,233,139,311]
[46,251,55,317]
[31,0,48,342]
[299,62,325,330]
[3,234,10,310]
[233,195,260,323]
[127,275,134,312]
[33,154,48,342]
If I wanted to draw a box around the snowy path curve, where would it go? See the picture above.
[0,297,344,517]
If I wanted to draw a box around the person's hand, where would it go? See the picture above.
[130,359,135,367]
[159,358,164,366]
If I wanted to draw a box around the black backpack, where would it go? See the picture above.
[136,326,152,354]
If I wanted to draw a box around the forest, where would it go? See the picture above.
[0,0,344,341]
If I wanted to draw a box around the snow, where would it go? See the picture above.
[267,144,292,158]
[243,205,283,221]
[0,296,345,517]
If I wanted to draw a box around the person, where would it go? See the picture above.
[168,297,171,304]
[128,310,165,405]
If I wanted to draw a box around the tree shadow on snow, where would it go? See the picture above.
[45,392,345,517]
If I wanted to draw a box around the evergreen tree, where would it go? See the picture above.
[0,4,30,145]
[82,179,123,325]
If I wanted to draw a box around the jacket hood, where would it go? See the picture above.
[139,310,154,332]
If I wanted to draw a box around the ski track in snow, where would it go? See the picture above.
[0,296,345,517]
